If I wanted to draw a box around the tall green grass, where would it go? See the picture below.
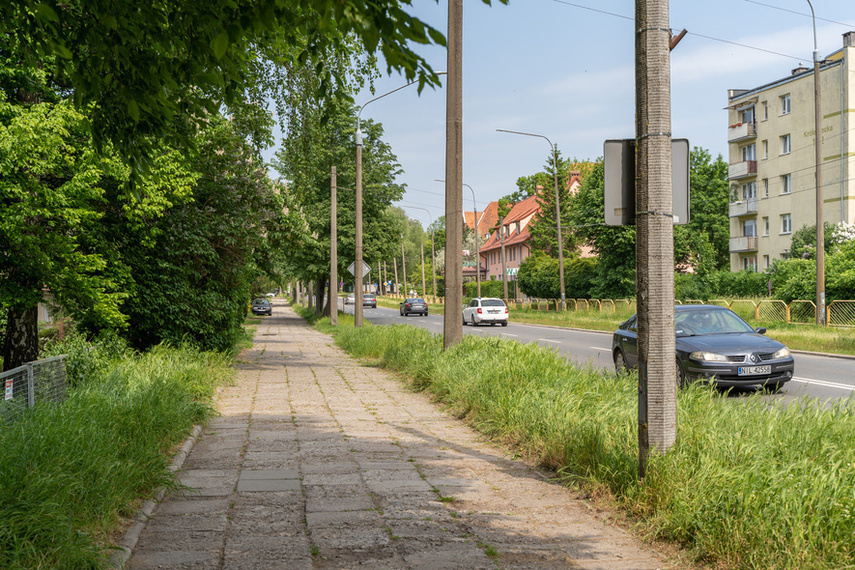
[319,319,855,569]
[0,343,230,568]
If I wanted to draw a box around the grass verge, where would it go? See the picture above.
[306,314,855,569]
[0,342,231,568]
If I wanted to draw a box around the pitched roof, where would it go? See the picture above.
[464,200,499,238]
[479,194,541,253]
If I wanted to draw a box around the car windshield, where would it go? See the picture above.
[676,309,755,336]
[481,299,505,307]
[252,299,269,305]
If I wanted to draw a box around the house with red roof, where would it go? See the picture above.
[462,200,499,282]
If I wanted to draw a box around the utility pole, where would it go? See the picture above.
[635,0,677,477]
[355,124,364,327]
[420,240,427,297]
[401,238,408,297]
[444,0,463,348]
[807,0,825,325]
[330,166,338,326]
[393,258,399,296]
[500,217,508,300]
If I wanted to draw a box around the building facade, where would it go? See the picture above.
[727,31,855,271]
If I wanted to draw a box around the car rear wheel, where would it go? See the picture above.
[614,349,628,373]
[470,315,477,326]
[501,321,508,327]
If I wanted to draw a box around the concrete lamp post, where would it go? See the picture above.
[497,128,566,310]
[355,72,447,327]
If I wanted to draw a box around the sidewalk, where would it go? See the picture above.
[121,303,674,569]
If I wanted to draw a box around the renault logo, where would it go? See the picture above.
[750,353,759,363]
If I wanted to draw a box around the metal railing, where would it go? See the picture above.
[1,355,67,424]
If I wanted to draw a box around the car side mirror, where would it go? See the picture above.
[755,327,767,334]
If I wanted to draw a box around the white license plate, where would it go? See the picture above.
[488,310,499,314]
[738,365,771,376]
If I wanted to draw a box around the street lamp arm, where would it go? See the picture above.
[357,72,448,143]
[496,128,553,150]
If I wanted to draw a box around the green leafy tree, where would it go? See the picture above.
[0,101,130,370]
[788,222,836,260]
[567,161,637,298]
[2,0,515,166]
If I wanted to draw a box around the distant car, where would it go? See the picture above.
[463,297,508,326]
[251,297,272,316]
[363,293,377,308]
[612,304,795,390]
[344,293,355,305]
[400,298,428,317]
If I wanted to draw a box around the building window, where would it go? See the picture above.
[762,101,768,121]
[743,257,758,271]
[742,106,755,124]
[780,134,791,155]
[763,255,770,269]
[743,219,757,237]
[762,140,768,159]
[780,93,791,115]
[763,178,769,198]
[742,181,757,200]
[781,174,791,194]
[742,144,756,161]
[763,217,769,236]
[782,213,792,234]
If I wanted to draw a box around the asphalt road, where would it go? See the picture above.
[344,302,855,405]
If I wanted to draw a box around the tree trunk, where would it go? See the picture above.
[3,305,39,372]
[318,277,328,317]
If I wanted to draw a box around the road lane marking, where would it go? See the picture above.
[590,346,610,351]
[790,376,855,392]
[539,339,561,344]
[500,333,518,337]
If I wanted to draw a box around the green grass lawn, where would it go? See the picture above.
[307,310,855,570]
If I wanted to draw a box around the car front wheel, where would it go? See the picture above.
[676,359,686,388]
[614,349,628,373]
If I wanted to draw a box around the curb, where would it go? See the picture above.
[111,423,204,568]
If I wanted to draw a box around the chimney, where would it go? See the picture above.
[844,31,855,48]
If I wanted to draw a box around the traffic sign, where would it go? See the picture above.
[347,261,372,276]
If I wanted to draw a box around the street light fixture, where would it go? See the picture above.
[497,128,566,310]
[806,0,825,325]
[355,73,447,327]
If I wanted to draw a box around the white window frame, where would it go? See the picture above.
[762,101,768,121]
[781,213,792,234]
[763,217,769,236]
[763,255,770,269]
[742,143,756,162]
[780,134,791,155]
[763,178,769,198]
[780,93,791,115]
[781,174,791,195]
[762,140,768,159]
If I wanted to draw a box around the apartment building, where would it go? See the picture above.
[727,31,855,272]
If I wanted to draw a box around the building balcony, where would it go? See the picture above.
[728,122,757,143]
[728,160,757,180]
[730,235,759,252]
[728,197,759,218]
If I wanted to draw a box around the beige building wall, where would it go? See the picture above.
[727,32,855,272]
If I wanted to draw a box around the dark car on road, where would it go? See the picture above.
[251,297,272,316]
[612,304,794,390]
[400,298,428,317]
[363,293,377,308]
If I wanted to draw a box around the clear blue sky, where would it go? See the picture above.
[265,1,855,230]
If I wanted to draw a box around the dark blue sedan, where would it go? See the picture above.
[612,305,795,390]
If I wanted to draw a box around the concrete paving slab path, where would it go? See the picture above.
[120,303,678,569]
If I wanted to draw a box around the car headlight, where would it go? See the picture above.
[773,347,791,359]
[689,351,729,362]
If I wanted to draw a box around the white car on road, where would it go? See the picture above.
[463,297,509,326]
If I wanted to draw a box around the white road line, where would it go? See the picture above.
[501,333,518,337]
[590,346,610,351]
[790,377,855,392]
[539,339,562,344]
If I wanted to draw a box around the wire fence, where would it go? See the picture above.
[1,355,67,424]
